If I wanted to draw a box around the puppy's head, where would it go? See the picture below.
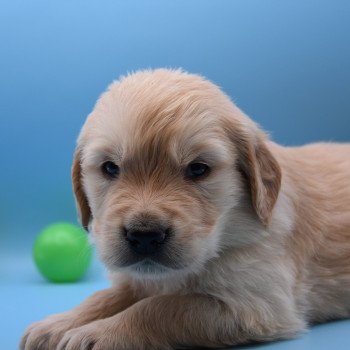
[72,69,281,278]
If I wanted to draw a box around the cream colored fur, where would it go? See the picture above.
[21,69,350,350]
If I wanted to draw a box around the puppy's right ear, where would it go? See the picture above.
[72,149,91,231]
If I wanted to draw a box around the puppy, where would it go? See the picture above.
[21,69,350,350]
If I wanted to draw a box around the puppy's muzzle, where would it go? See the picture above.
[124,227,167,255]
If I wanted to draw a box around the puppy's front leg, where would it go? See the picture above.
[57,290,306,350]
[56,293,239,350]
[21,283,140,350]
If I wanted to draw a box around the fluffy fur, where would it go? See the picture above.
[21,69,350,350]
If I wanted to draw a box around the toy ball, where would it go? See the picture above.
[33,222,92,282]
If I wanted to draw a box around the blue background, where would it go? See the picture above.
[1,1,349,349]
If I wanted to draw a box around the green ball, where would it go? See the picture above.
[33,222,92,283]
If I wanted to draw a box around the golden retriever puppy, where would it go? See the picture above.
[21,69,350,350]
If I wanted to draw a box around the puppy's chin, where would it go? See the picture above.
[123,259,175,278]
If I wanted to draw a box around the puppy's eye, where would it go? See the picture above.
[185,163,210,180]
[101,161,120,178]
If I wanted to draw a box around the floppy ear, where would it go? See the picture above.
[230,122,282,226]
[71,149,91,230]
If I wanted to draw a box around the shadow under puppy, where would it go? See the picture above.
[21,69,350,350]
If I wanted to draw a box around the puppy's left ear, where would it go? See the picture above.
[72,149,91,231]
[226,119,282,226]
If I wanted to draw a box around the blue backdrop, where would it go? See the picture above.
[1,0,350,254]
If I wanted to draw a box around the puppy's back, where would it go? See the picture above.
[275,142,350,323]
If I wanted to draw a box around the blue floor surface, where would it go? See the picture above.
[1,252,349,350]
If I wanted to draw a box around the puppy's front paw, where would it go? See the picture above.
[20,312,77,350]
[57,323,108,350]
[56,318,165,350]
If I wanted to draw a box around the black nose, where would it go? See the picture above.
[126,229,166,255]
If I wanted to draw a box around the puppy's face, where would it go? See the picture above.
[73,70,281,278]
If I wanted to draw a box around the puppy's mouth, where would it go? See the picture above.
[119,248,186,272]
[103,237,190,275]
